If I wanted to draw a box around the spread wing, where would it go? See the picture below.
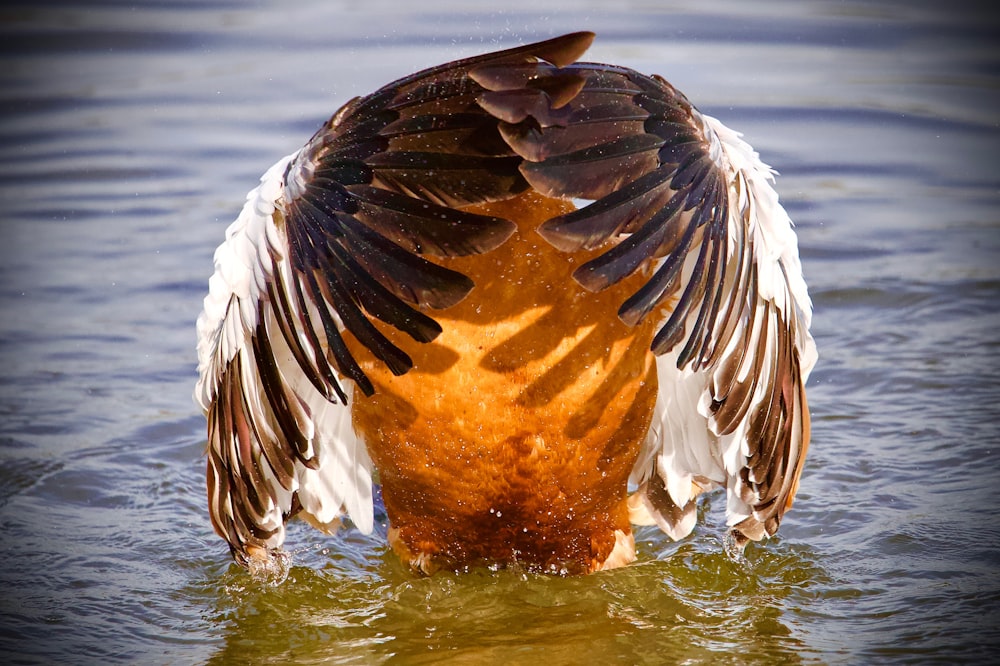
[476,63,817,545]
[194,32,597,568]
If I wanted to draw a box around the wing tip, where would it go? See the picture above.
[531,31,595,68]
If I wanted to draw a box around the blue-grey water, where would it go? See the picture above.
[1,1,998,663]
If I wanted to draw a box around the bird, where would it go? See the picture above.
[194,31,817,577]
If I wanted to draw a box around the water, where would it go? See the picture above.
[2,1,998,663]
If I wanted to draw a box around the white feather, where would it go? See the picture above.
[703,114,817,375]
[632,112,815,539]
[195,150,376,558]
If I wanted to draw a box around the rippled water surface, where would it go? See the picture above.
[2,1,999,663]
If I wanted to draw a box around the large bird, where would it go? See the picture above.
[195,32,816,577]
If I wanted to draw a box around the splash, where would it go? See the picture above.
[723,531,751,568]
[246,549,291,587]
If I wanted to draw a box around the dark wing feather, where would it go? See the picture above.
[483,65,733,370]
[276,32,597,400]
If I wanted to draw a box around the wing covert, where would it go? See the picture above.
[276,31,598,401]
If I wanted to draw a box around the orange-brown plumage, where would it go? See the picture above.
[348,191,661,572]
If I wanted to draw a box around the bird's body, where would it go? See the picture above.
[195,32,816,576]
[350,191,661,573]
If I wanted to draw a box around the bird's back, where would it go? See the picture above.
[347,191,662,573]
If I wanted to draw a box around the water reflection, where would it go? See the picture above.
[199,504,832,663]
